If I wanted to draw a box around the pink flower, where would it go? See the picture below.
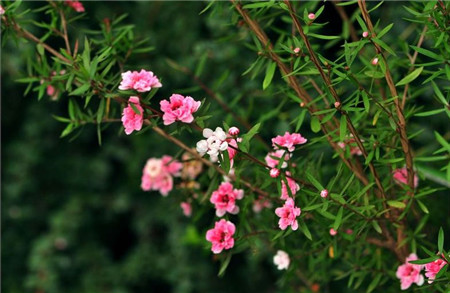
[141,156,182,196]
[293,47,300,54]
[160,94,201,125]
[425,258,447,283]
[253,197,272,213]
[180,202,192,217]
[308,13,316,20]
[265,150,291,169]
[121,96,143,135]
[0,5,5,15]
[334,101,341,108]
[210,182,244,217]
[206,219,236,254]
[46,85,56,97]
[270,168,280,178]
[281,174,299,200]
[228,127,240,136]
[275,198,301,230]
[119,69,162,92]
[65,0,85,12]
[320,189,329,198]
[329,228,337,236]
[272,132,307,152]
[396,253,424,290]
[371,57,379,65]
[227,138,239,161]
[393,167,419,188]
[273,250,290,270]
[362,31,369,38]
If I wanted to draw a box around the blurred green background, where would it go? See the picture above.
[2,1,449,293]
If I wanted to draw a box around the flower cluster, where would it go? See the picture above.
[205,219,235,254]
[160,94,201,125]
[119,69,162,92]
[196,127,228,162]
[393,167,419,188]
[122,96,144,135]
[65,0,85,13]
[210,182,244,217]
[141,156,182,196]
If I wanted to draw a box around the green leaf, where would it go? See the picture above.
[36,44,45,56]
[298,220,312,240]
[372,220,382,234]
[69,83,90,96]
[372,38,396,56]
[416,200,429,214]
[387,200,406,209]
[367,274,382,293]
[129,102,142,116]
[395,67,423,86]
[438,227,444,254]
[310,116,321,133]
[414,108,446,117]
[333,207,344,230]
[308,33,340,40]
[97,99,105,124]
[306,173,324,190]
[431,81,448,105]
[377,23,394,39]
[220,147,231,175]
[435,131,450,153]
[218,253,232,277]
[410,45,444,61]
[408,256,440,265]
[263,61,276,90]
[240,123,261,152]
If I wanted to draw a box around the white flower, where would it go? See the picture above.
[196,140,208,155]
[196,127,229,162]
[273,250,290,270]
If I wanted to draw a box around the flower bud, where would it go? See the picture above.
[320,189,329,198]
[293,47,300,54]
[362,31,369,38]
[329,228,337,236]
[228,126,240,136]
[308,13,315,20]
[334,101,341,108]
[371,57,379,65]
[269,168,280,178]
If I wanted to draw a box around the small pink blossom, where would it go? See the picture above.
[338,135,363,156]
[227,138,239,161]
[371,57,379,65]
[210,182,244,217]
[46,85,56,97]
[308,13,316,20]
[265,150,291,169]
[180,202,192,217]
[281,173,299,200]
[293,47,300,54]
[273,250,290,270]
[320,189,329,198]
[362,31,369,38]
[119,69,162,92]
[160,94,201,125]
[329,228,337,236]
[334,101,341,108]
[272,132,307,152]
[228,127,240,136]
[141,156,182,196]
[393,167,419,188]
[0,5,5,15]
[275,198,301,231]
[345,229,353,235]
[396,253,424,290]
[121,96,143,135]
[425,258,447,283]
[65,0,85,12]
[270,168,280,178]
[253,197,272,213]
[206,219,236,254]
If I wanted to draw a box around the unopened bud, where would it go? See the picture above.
[362,31,369,38]
[293,47,300,54]
[269,168,280,178]
[329,228,337,236]
[334,101,341,108]
[228,127,240,136]
[308,13,315,20]
[300,102,305,107]
[320,189,329,198]
[371,57,379,65]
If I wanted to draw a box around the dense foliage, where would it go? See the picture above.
[2,1,449,292]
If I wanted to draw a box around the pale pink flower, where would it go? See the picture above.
[371,57,379,65]
[121,96,143,135]
[425,258,447,283]
[362,31,369,38]
[228,127,240,136]
[265,150,291,169]
[281,174,299,200]
[293,47,300,54]
[272,132,307,152]
[273,250,290,270]
[180,202,192,217]
[160,94,201,125]
[334,101,341,108]
[275,198,301,230]
[396,253,424,290]
[46,85,56,97]
[253,197,272,213]
[320,189,329,198]
[141,156,181,196]
[270,168,280,178]
[0,5,5,15]
[308,13,316,20]
[393,167,419,188]
[329,228,337,236]
[210,182,244,217]
[65,0,85,12]
[119,69,162,92]
[206,219,236,254]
